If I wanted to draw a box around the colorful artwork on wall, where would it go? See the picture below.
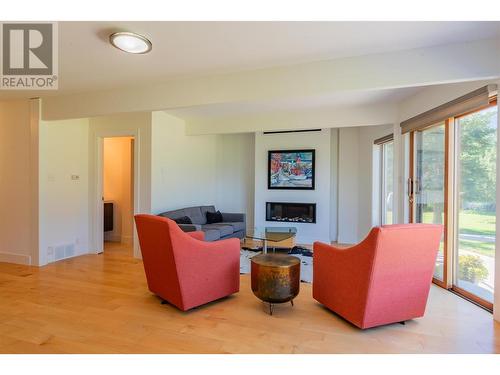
[268,149,315,190]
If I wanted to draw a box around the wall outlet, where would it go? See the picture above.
[71,174,80,181]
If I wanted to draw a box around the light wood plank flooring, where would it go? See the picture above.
[0,242,499,353]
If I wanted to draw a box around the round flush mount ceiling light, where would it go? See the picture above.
[109,32,152,54]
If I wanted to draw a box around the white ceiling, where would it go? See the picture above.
[34,21,500,95]
[1,20,499,119]
[167,86,423,120]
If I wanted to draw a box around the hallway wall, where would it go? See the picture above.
[39,118,90,265]
[0,99,38,265]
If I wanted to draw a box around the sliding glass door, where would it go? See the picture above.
[411,123,447,285]
[408,101,497,310]
[453,105,497,308]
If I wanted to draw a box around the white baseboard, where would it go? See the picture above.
[0,251,32,265]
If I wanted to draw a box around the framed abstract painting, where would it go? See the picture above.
[268,149,315,190]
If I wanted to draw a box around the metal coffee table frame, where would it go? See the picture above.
[245,226,297,254]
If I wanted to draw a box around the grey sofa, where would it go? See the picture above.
[158,205,246,242]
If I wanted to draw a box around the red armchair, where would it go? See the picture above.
[313,224,442,329]
[134,214,240,311]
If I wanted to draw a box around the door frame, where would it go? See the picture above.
[90,129,140,257]
[408,120,450,289]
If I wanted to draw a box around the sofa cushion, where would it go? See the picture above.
[200,205,216,221]
[181,207,206,225]
[202,224,234,237]
[160,206,205,225]
[206,210,223,224]
[202,229,221,242]
[177,223,201,232]
[222,221,245,232]
[173,216,192,225]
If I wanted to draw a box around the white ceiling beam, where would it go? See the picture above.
[42,38,500,120]
[183,103,397,135]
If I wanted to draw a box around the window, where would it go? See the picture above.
[381,140,394,225]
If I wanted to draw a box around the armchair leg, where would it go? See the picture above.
[269,303,274,315]
[399,321,405,325]
[161,300,168,305]
[290,299,294,307]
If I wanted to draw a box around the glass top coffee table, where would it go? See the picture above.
[246,227,297,254]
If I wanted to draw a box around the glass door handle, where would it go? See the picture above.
[407,178,414,203]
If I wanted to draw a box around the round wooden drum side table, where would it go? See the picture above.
[250,253,300,315]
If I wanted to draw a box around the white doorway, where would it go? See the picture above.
[101,136,135,251]
[92,133,138,255]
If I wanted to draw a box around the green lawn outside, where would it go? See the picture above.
[458,239,494,257]
[422,210,495,235]
[384,210,495,256]
[456,211,495,236]
[422,210,495,257]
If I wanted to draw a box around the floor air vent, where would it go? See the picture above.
[52,243,76,261]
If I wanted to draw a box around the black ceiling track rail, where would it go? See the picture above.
[263,129,322,135]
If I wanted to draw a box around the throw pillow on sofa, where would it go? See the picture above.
[206,211,223,224]
[173,216,193,225]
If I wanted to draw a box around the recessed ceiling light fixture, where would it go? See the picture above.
[109,32,152,54]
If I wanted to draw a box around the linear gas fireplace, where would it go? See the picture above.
[266,202,316,223]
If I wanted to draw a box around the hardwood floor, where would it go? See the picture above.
[0,242,499,353]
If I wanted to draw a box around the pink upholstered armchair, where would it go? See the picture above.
[313,224,442,329]
[134,214,240,311]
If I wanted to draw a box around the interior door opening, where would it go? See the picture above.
[102,136,135,253]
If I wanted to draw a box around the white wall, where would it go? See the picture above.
[330,129,339,242]
[103,137,134,244]
[337,124,393,244]
[337,127,359,244]
[215,133,255,230]
[38,112,152,262]
[0,99,38,265]
[37,110,253,262]
[151,112,217,213]
[39,118,90,265]
[254,130,331,244]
